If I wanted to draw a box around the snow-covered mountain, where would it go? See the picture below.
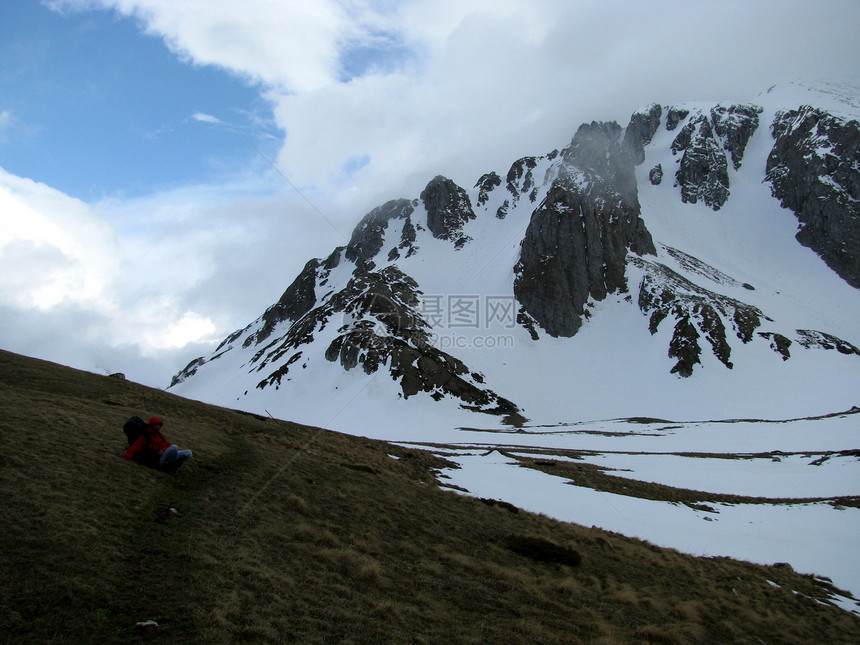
[169,81,860,438]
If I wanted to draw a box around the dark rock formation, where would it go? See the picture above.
[170,356,207,388]
[420,176,476,249]
[345,199,415,268]
[506,156,539,202]
[226,258,524,422]
[243,255,330,348]
[649,164,663,185]
[667,317,702,377]
[514,121,656,337]
[388,214,419,262]
[672,114,730,210]
[666,107,689,131]
[496,199,510,220]
[671,105,762,210]
[563,121,640,205]
[320,266,526,423]
[623,104,663,165]
[711,104,763,170]
[758,332,792,360]
[766,106,860,289]
[475,172,502,207]
[398,216,418,256]
[634,258,766,376]
[795,329,860,356]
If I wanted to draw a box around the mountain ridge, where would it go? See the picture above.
[169,81,860,435]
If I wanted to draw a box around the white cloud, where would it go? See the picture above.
[191,112,222,124]
[0,168,328,383]
[0,170,119,309]
[50,0,354,91]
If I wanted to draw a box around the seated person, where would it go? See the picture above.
[124,416,192,471]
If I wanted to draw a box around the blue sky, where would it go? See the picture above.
[1,0,859,388]
[0,1,278,200]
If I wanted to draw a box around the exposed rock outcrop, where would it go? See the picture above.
[321,266,526,423]
[506,156,539,203]
[766,106,860,288]
[345,199,415,269]
[514,121,656,337]
[672,114,730,210]
[711,104,763,170]
[228,259,525,422]
[634,258,766,376]
[564,121,640,205]
[623,104,663,165]
[670,104,762,210]
[244,252,338,348]
[420,176,475,249]
[495,200,510,220]
[475,172,502,207]
[666,107,689,131]
[759,332,792,361]
[795,329,860,356]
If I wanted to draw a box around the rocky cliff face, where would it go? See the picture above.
[345,199,416,269]
[669,104,762,210]
[420,175,476,249]
[623,103,662,165]
[244,253,335,348]
[711,104,763,170]
[475,172,501,208]
[766,106,860,288]
[514,120,655,337]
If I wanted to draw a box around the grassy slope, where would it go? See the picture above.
[1,349,858,644]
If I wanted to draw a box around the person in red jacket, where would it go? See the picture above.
[123,416,192,471]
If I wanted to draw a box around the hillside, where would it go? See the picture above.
[2,349,860,643]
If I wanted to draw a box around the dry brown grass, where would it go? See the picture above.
[1,348,860,643]
[510,451,860,508]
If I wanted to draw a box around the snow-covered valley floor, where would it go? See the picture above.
[397,408,860,615]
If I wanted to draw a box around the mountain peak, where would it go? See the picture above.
[419,175,475,248]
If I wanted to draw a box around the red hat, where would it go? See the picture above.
[149,416,163,426]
